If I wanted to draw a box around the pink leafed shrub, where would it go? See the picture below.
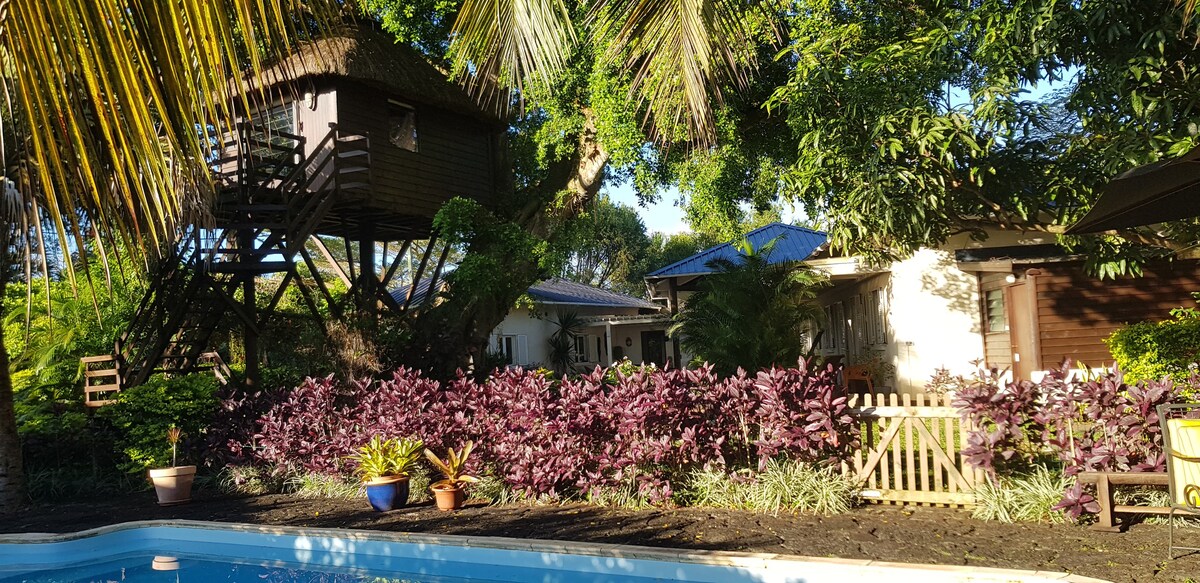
[211,359,858,503]
[952,362,1190,519]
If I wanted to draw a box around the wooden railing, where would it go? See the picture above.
[81,355,121,407]
[845,393,986,507]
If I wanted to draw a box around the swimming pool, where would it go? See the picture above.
[0,521,1107,582]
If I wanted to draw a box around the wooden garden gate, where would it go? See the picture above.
[844,393,986,507]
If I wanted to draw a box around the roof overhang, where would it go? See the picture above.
[580,314,671,327]
[535,300,661,310]
[803,256,888,280]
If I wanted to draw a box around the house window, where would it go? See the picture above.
[985,289,1008,333]
[828,302,846,353]
[869,288,887,345]
[574,335,588,362]
[388,101,418,151]
[499,335,517,365]
[247,102,297,160]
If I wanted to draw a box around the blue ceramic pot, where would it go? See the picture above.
[365,476,409,511]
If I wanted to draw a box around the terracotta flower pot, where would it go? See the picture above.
[148,465,196,506]
[365,475,409,512]
[432,485,464,511]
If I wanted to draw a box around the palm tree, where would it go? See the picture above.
[0,0,346,510]
[546,310,586,374]
[670,236,826,374]
[447,0,779,144]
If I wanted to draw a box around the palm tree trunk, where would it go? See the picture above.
[0,278,27,510]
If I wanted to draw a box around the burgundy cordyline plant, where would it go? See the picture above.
[212,358,859,505]
[952,360,1191,520]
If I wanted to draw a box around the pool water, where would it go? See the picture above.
[0,521,1107,583]
[1,551,662,583]
[0,524,787,583]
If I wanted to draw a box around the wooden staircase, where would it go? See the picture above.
[83,123,369,406]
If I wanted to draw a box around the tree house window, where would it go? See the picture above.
[248,102,297,157]
[388,100,418,152]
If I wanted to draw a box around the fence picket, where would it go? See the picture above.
[846,391,976,507]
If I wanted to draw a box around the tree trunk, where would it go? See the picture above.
[0,279,27,510]
[409,109,610,376]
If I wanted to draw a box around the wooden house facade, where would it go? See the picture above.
[961,253,1200,379]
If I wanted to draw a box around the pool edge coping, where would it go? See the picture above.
[0,519,1111,583]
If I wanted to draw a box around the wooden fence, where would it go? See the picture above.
[844,393,986,507]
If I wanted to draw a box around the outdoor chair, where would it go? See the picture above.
[1158,403,1200,558]
[843,365,875,396]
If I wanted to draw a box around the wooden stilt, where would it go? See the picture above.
[422,242,452,307]
[401,238,437,314]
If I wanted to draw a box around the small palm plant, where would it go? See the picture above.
[391,437,425,476]
[166,426,182,468]
[350,436,397,483]
[424,442,479,511]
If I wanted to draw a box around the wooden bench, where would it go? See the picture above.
[1077,471,1179,532]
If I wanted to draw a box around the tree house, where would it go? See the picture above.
[82,29,506,405]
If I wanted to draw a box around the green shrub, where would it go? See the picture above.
[1106,308,1200,388]
[471,475,531,505]
[972,466,1071,523]
[284,473,363,500]
[682,459,857,515]
[98,373,218,475]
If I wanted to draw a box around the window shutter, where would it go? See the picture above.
[517,335,529,366]
[488,335,499,354]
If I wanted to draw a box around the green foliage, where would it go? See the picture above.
[602,357,656,384]
[852,350,895,385]
[24,466,128,503]
[1106,307,1200,388]
[546,311,586,374]
[728,0,1200,269]
[471,474,530,506]
[671,237,826,374]
[350,436,397,481]
[349,436,426,481]
[554,196,653,296]
[972,466,1072,524]
[682,459,857,515]
[638,231,719,275]
[284,473,364,500]
[97,374,218,475]
[425,441,480,489]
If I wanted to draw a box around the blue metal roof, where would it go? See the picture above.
[390,276,659,310]
[526,278,660,309]
[646,223,828,279]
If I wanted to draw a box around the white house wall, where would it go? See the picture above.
[490,305,648,368]
[818,249,984,395]
[887,248,984,393]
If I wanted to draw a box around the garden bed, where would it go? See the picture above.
[0,492,1192,582]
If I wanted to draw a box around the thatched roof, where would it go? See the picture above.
[235,28,502,125]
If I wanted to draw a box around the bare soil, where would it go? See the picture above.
[0,491,1195,582]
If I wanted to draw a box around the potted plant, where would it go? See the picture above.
[147,426,196,506]
[424,441,478,511]
[351,436,402,511]
[388,437,425,509]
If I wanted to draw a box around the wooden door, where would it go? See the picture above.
[641,331,667,366]
[1005,282,1037,380]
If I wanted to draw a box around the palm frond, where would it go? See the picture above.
[1181,0,1198,27]
[0,0,349,275]
[591,0,774,143]
[448,0,575,103]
